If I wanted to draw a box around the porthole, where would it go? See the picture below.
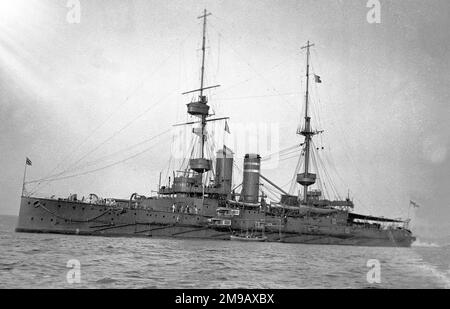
[30,217,34,221]
[41,218,43,221]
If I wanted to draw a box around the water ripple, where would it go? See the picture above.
[0,216,448,288]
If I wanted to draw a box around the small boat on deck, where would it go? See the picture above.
[230,234,268,242]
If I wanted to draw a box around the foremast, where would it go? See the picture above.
[297,41,317,204]
[198,8,209,160]
[184,9,220,176]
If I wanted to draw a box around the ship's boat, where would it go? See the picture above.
[230,235,268,242]
[15,9,416,247]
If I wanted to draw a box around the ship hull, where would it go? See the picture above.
[16,197,414,247]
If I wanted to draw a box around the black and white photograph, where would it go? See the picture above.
[0,0,449,292]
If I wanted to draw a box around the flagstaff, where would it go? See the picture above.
[22,157,32,197]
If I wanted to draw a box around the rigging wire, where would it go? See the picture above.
[310,145,330,199]
[34,31,198,191]
[312,140,342,200]
[309,48,377,214]
[278,153,303,163]
[310,150,326,198]
[30,26,203,194]
[214,93,301,101]
[261,184,281,202]
[26,133,169,185]
[289,155,304,195]
[316,91,377,213]
[277,149,302,161]
[208,22,299,113]
[60,90,176,176]
[210,14,300,59]
[261,144,300,161]
[29,89,177,195]
[29,128,172,188]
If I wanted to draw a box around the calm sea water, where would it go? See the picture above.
[0,215,449,289]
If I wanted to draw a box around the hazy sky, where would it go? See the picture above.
[0,0,449,239]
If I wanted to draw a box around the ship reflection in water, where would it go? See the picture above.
[1,216,449,289]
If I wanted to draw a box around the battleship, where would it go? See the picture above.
[16,10,416,247]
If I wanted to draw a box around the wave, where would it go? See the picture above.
[412,239,441,248]
[95,277,118,284]
[415,262,450,289]
[0,262,20,271]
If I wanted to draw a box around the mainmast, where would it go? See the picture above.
[297,41,317,204]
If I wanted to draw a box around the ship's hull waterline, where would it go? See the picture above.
[16,197,415,248]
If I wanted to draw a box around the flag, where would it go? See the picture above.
[224,121,230,134]
[314,74,322,83]
[410,200,420,208]
[26,157,32,166]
